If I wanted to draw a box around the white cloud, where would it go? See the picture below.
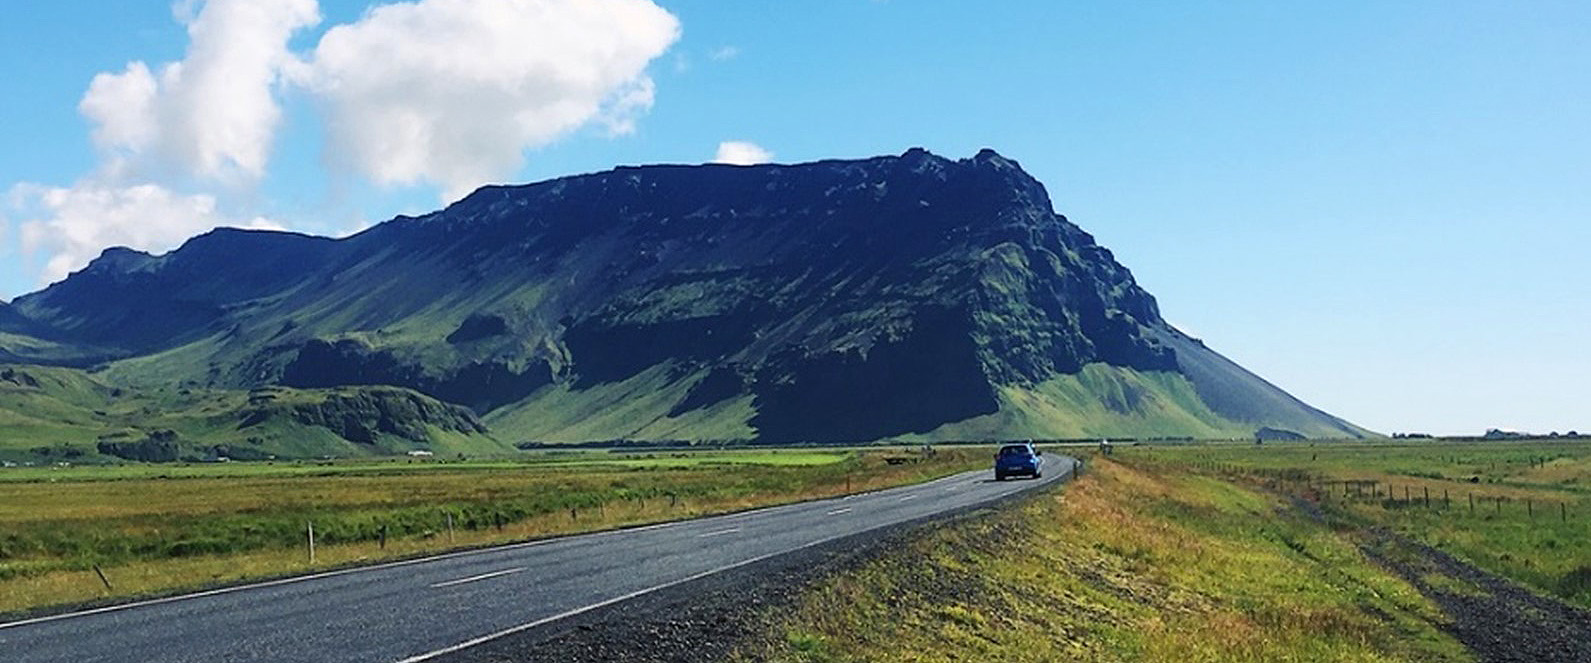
[11,0,315,290]
[8,180,279,286]
[5,0,683,295]
[713,141,774,166]
[80,0,320,183]
[297,0,680,200]
[709,46,740,61]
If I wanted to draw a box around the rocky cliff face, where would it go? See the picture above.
[240,386,488,444]
[4,149,1368,444]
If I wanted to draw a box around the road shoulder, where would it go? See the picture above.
[432,477,1061,663]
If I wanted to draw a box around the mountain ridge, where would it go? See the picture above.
[0,148,1369,457]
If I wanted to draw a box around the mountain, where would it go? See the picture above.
[0,148,1368,458]
[0,300,100,366]
[0,363,502,461]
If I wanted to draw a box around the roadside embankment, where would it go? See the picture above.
[735,458,1470,662]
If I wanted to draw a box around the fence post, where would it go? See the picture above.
[1528,499,1534,519]
[446,513,455,544]
[380,524,388,550]
[307,521,316,564]
[94,565,113,592]
[1424,486,1430,508]
[1469,493,1474,513]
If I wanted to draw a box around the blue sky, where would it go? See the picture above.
[1,1,1587,435]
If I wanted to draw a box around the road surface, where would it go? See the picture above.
[4,456,1077,663]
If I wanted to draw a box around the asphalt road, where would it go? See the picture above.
[3,456,1077,663]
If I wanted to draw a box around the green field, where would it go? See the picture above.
[0,446,982,615]
[1120,439,1591,608]
[745,439,1591,662]
[0,448,852,482]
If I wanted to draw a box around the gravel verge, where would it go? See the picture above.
[1359,529,1591,663]
[435,482,1053,663]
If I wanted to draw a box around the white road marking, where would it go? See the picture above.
[429,568,525,589]
[898,494,917,501]
[393,529,881,663]
[0,462,1070,639]
[0,513,695,632]
[826,508,852,515]
[393,462,1078,662]
[0,506,717,630]
[698,527,742,538]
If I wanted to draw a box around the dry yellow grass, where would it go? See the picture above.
[1,449,982,615]
[744,458,1470,663]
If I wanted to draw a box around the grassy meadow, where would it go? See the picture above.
[744,454,1471,662]
[746,439,1591,662]
[1120,439,1591,608]
[0,446,983,616]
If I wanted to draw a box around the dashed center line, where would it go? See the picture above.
[698,527,742,538]
[898,494,917,501]
[826,507,852,515]
[429,567,526,589]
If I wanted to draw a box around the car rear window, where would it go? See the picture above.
[999,445,1031,456]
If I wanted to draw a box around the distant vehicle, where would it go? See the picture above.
[994,443,1043,481]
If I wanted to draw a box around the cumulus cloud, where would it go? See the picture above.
[713,141,774,166]
[297,0,681,200]
[80,0,320,183]
[6,0,682,292]
[9,180,279,286]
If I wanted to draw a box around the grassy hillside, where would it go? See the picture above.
[917,364,1246,440]
[485,364,756,443]
[912,363,1366,441]
[0,365,510,463]
[1150,327,1372,438]
[3,358,1360,458]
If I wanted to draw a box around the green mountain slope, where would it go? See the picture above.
[0,149,1371,455]
[0,364,508,463]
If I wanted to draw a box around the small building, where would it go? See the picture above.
[407,450,435,457]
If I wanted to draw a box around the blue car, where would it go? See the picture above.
[994,443,1043,481]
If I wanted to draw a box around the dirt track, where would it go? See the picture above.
[1360,529,1591,663]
